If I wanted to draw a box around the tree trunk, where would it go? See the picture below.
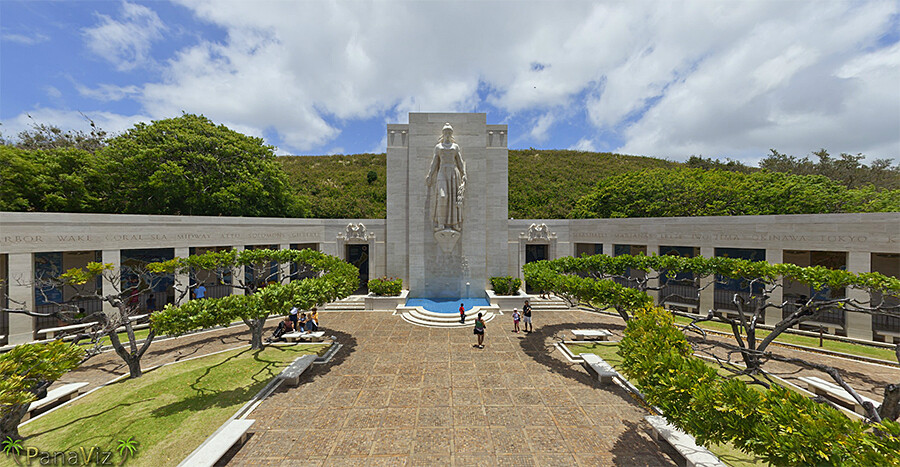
[879,384,900,422]
[0,403,29,441]
[250,320,266,349]
[108,328,143,378]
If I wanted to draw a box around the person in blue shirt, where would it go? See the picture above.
[194,283,207,300]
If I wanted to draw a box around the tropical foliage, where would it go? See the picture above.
[1,115,305,217]
[619,307,900,466]
[151,249,357,348]
[570,168,900,218]
[489,276,523,295]
[279,153,386,218]
[0,341,84,440]
[368,277,402,296]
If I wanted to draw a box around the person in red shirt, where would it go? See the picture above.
[459,303,466,324]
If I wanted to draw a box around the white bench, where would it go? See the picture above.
[278,354,317,387]
[665,302,699,313]
[875,330,900,344]
[23,382,89,421]
[579,353,616,385]
[645,415,725,467]
[572,329,612,341]
[798,376,877,416]
[282,331,325,342]
[178,419,255,467]
[36,323,96,339]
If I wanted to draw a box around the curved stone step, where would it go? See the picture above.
[400,310,496,328]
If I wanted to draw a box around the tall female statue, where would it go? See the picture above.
[426,123,467,232]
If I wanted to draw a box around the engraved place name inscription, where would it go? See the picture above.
[2,231,321,245]
[570,232,884,244]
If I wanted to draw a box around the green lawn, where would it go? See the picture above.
[672,315,898,363]
[567,342,767,467]
[18,343,328,466]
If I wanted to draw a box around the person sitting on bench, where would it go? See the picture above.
[298,313,309,333]
[266,317,294,343]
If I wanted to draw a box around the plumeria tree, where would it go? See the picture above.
[0,341,84,441]
[525,253,900,422]
[151,249,357,349]
[3,261,185,379]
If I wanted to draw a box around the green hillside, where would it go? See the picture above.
[508,149,678,218]
[278,149,678,219]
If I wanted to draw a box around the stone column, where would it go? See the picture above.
[645,244,660,305]
[7,253,35,344]
[174,247,190,305]
[765,248,784,325]
[231,246,245,295]
[601,243,613,257]
[278,243,291,283]
[845,251,873,340]
[101,249,121,315]
[699,246,715,314]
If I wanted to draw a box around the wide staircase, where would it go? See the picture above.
[527,294,570,310]
[322,295,366,311]
[398,305,499,328]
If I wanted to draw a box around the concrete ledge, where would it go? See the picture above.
[177,419,255,467]
[645,415,726,467]
[580,353,616,385]
[23,382,89,421]
[277,354,316,387]
[485,289,533,311]
[365,290,409,310]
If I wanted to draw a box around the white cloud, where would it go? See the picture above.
[44,86,62,99]
[570,138,597,152]
[1,32,49,45]
[76,83,141,101]
[9,1,898,160]
[529,112,556,142]
[82,2,166,71]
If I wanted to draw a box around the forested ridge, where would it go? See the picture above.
[3,116,897,218]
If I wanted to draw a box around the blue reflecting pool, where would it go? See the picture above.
[405,298,490,313]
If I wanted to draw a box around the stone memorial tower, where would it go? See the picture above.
[386,113,508,298]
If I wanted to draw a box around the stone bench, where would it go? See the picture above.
[579,353,616,384]
[572,329,612,341]
[23,382,89,421]
[282,331,325,342]
[277,354,317,387]
[875,329,900,344]
[798,376,877,416]
[645,415,725,467]
[664,302,699,313]
[799,321,844,336]
[36,323,96,339]
[177,419,255,467]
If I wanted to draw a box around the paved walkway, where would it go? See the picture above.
[228,310,676,466]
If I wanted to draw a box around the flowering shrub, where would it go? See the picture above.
[368,277,402,296]
[490,276,522,295]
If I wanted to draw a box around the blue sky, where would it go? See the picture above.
[2,1,898,164]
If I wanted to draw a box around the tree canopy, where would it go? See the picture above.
[570,168,900,218]
[1,114,306,217]
[102,114,305,217]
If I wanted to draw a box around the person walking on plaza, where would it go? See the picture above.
[522,300,533,333]
[512,308,521,333]
[473,312,486,348]
[459,303,466,324]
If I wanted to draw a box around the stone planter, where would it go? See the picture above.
[365,289,409,311]
[485,289,533,312]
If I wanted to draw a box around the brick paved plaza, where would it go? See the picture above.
[229,310,676,466]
